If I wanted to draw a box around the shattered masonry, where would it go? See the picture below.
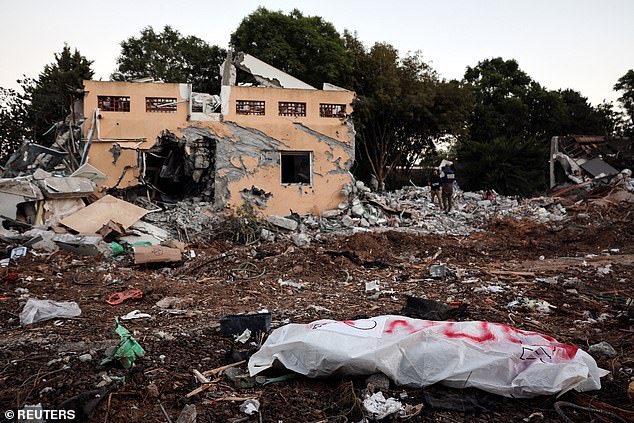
[81,53,356,215]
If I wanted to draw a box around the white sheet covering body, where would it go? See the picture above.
[248,315,607,398]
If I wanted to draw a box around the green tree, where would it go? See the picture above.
[349,36,473,190]
[26,45,93,144]
[0,86,31,164]
[458,58,547,195]
[113,26,226,93]
[464,58,533,142]
[595,101,630,136]
[230,7,352,88]
[558,89,605,135]
[614,69,634,135]
[458,136,545,196]
[459,57,614,195]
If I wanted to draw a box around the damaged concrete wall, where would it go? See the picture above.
[82,76,356,215]
[217,86,355,215]
[82,81,190,189]
[231,53,316,90]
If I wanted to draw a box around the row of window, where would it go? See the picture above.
[98,96,178,113]
[96,95,347,118]
[236,100,346,118]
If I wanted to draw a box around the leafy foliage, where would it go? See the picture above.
[25,45,93,145]
[0,86,31,164]
[458,137,546,196]
[113,26,226,93]
[230,7,352,88]
[349,35,473,190]
[218,203,265,245]
[459,57,614,195]
[614,69,634,135]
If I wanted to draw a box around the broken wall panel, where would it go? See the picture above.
[59,194,148,234]
[86,142,141,189]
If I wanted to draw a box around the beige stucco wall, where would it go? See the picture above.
[82,80,355,215]
[218,86,355,215]
[83,80,190,189]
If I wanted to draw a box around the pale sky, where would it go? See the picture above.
[1,0,632,106]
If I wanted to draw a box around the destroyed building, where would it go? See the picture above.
[549,135,633,188]
[80,53,355,215]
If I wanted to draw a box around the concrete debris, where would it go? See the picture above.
[52,234,103,257]
[260,228,275,242]
[290,232,310,248]
[268,216,299,231]
[78,353,93,363]
[142,200,218,241]
[588,341,617,358]
[41,177,95,199]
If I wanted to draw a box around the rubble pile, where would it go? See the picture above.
[264,181,570,245]
[1,218,633,422]
[142,199,220,241]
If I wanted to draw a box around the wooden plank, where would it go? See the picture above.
[202,360,247,377]
[60,195,148,234]
[133,246,182,264]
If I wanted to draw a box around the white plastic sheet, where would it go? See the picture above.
[249,315,608,398]
[19,299,82,326]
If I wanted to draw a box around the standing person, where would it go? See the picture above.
[429,168,442,207]
[440,163,455,213]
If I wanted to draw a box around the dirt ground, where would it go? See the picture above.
[0,213,633,422]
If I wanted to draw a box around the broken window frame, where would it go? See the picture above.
[319,103,346,118]
[280,151,313,186]
[98,96,130,112]
[278,101,307,117]
[146,97,178,113]
[236,100,265,116]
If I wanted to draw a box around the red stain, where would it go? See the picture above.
[443,322,496,343]
[384,319,415,334]
[381,319,579,361]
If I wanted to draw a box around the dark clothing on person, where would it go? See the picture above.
[441,166,455,212]
[430,174,441,191]
[440,167,455,189]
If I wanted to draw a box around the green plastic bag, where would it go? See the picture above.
[100,318,145,369]
[110,242,125,256]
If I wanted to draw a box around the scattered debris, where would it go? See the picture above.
[60,195,148,234]
[120,310,152,320]
[100,318,145,368]
[106,289,143,305]
[239,399,260,415]
[19,299,81,326]
[220,312,272,337]
[363,391,403,420]
[133,245,182,264]
[588,341,617,358]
